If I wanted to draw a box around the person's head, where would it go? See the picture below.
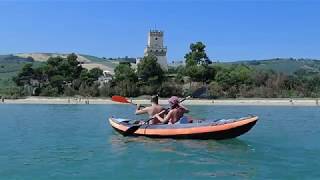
[168,96,180,108]
[151,95,159,104]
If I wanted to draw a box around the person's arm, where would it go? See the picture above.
[154,110,172,124]
[135,105,149,115]
[160,106,169,116]
[179,104,189,113]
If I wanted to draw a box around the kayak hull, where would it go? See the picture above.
[108,116,258,140]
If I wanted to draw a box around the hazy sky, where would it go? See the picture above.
[0,0,319,62]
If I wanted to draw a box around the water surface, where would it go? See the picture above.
[0,104,319,179]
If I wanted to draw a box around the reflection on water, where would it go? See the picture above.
[108,132,256,178]
[109,132,252,155]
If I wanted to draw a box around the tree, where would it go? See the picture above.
[20,63,34,77]
[79,67,104,86]
[89,68,103,80]
[39,85,59,96]
[80,69,90,82]
[114,63,137,82]
[99,82,114,97]
[228,65,252,86]
[159,81,183,97]
[50,75,65,93]
[185,42,211,67]
[214,66,235,90]
[47,56,63,68]
[67,53,78,65]
[13,63,34,86]
[13,53,104,97]
[137,55,164,85]
[113,62,139,96]
[184,65,202,82]
[114,80,139,97]
[184,42,214,83]
[208,81,223,98]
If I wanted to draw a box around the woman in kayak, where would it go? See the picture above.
[153,96,189,124]
[135,95,164,124]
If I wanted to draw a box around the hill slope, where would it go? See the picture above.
[229,58,320,74]
[2,53,320,96]
[0,55,43,95]
[14,53,120,73]
[0,53,117,95]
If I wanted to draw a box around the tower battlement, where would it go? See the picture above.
[143,29,168,70]
[149,30,163,37]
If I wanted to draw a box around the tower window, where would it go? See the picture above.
[155,37,158,40]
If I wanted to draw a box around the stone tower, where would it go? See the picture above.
[144,30,168,70]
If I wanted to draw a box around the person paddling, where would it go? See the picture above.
[153,96,189,124]
[135,95,165,124]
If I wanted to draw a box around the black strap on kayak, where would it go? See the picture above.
[143,123,150,135]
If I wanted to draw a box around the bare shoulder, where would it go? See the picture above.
[167,109,174,116]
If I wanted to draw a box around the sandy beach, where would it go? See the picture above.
[1,96,320,106]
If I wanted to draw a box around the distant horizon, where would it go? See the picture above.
[2,51,320,63]
[1,1,320,61]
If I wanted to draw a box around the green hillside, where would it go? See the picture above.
[0,55,44,95]
[0,53,132,96]
[229,58,320,75]
[80,54,118,68]
[2,53,320,97]
[81,54,137,69]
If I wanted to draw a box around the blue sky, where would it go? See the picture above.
[0,1,319,62]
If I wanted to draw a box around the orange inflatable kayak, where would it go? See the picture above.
[109,115,258,140]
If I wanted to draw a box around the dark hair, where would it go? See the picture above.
[170,103,179,109]
[151,95,159,104]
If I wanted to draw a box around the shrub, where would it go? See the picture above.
[208,81,223,98]
[159,82,183,97]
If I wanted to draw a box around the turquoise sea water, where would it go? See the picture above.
[0,104,319,179]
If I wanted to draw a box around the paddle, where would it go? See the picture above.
[111,95,145,108]
[122,96,190,136]
[112,95,135,105]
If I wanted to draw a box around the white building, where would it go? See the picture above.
[97,70,113,85]
[143,30,168,70]
[169,60,185,67]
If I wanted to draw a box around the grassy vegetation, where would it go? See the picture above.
[0,72,16,94]
[229,58,320,74]
[2,51,320,98]
[13,54,103,97]
[0,55,44,96]
[81,54,118,68]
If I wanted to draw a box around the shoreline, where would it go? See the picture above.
[0,97,319,106]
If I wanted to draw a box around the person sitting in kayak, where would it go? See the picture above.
[135,95,165,124]
[153,96,189,124]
